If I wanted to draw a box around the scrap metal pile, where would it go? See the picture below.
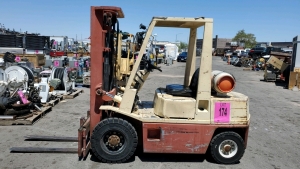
[0,52,42,118]
[221,53,267,71]
[220,44,298,86]
[0,52,78,119]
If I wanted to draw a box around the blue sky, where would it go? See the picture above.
[0,0,299,43]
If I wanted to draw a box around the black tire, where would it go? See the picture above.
[177,59,180,62]
[91,118,138,163]
[210,131,245,164]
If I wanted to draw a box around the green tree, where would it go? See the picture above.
[232,29,256,48]
[177,41,188,51]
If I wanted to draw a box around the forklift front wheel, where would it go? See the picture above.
[210,131,245,164]
[91,118,138,163]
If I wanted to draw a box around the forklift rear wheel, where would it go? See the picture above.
[91,117,138,163]
[210,131,244,164]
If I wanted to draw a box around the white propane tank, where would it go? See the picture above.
[211,70,235,94]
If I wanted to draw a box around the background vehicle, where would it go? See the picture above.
[234,49,243,57]
[281,48,293,53]
[177,52,187,62]
[248,47,266,59]
[240,51,249,58]
[262,46,282,55]
[225,50,232,57]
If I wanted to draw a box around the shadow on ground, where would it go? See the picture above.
[275,80,288,89]
[89,147,213,164]
[89,147,242,165]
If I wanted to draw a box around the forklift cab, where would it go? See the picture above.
[118,17,241,121]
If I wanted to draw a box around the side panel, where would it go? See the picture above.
[210,98,248,125]
[143,123,215,154]
[143,123,249,154]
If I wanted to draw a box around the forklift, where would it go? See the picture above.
[10,6,250,164]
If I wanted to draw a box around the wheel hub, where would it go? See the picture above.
[108,135,120,147]
[218,139,238,158]
[103,131,125,151]
[223,144,231,152]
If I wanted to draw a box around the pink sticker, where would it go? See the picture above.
[53,60,59,67]
[53,41,57,45]
[15,56,21,62]
[214,102,230,123]
[74,61,78,67]
[35,50,39,54]
[18,91,28,104]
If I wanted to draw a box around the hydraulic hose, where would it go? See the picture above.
[110,18,119,90]
[103,19,112,91]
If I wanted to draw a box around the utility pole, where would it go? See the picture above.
[176,33,182,42]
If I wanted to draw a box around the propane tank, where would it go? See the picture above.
[211,70,235,94]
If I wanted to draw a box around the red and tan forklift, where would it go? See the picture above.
[11,6,250,164]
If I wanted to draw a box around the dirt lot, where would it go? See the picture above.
[0,56,299,169]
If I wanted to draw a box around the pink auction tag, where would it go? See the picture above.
[74,61,78,67]
[214,102,230,123]
[15,56,21,62]
[17,91,29,104]
[53,60,59,67]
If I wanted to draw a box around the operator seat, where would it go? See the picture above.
[165,68,199,97]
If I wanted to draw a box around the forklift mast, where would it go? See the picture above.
[89,6,124,133]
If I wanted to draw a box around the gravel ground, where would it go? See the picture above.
[0,56,299,169]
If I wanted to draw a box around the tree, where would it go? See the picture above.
[177,41,188,52]
[232,29,256,48]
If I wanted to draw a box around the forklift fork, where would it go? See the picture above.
[78,115,91,158]
[10,113,91,160]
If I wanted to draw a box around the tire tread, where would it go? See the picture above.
[91,117,138,163]
[210,131,245,164]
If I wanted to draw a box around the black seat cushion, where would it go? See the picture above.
[165,68,199,97]
[165,84,193,97]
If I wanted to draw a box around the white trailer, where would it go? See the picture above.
[164,43,179,60]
